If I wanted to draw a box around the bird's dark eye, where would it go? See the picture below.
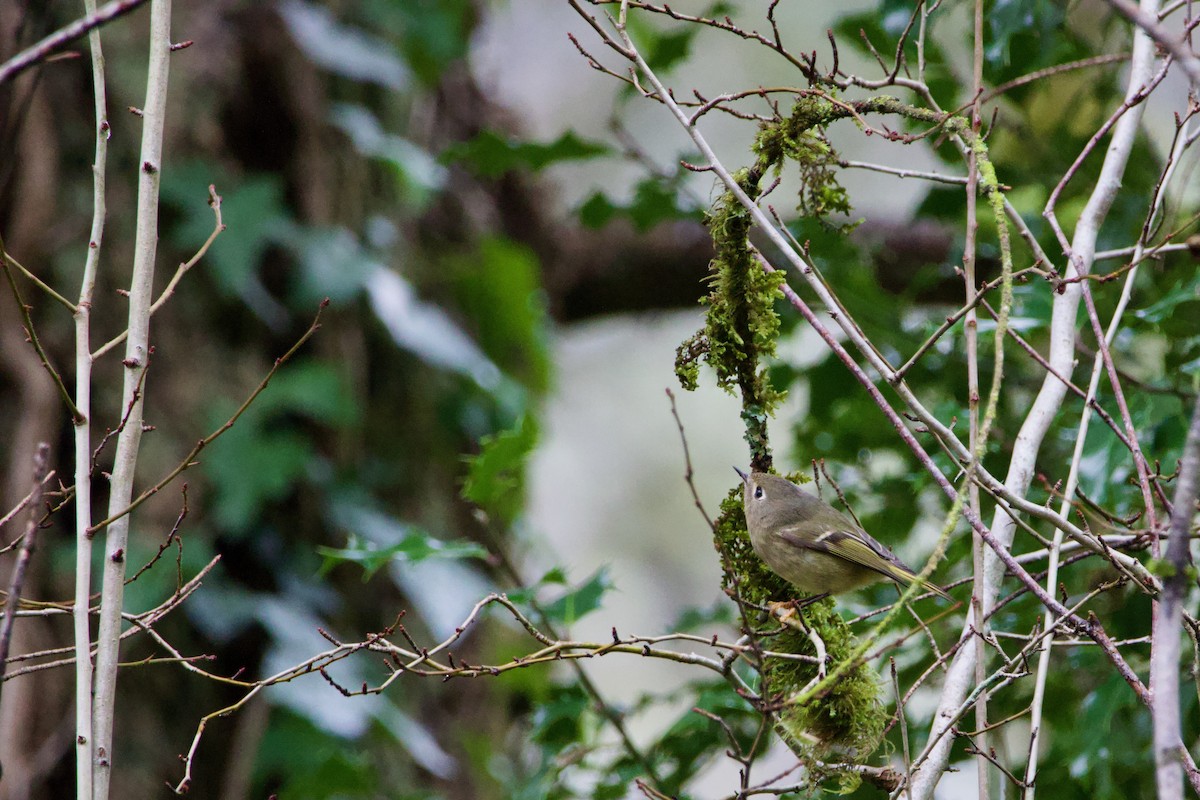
[754,486,764,500]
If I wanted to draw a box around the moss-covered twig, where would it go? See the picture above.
[675,166,784,472]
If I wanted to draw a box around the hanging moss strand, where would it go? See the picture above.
[675,163,786,473]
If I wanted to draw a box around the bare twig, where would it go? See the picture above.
[0,0,150,85]
[0,470,57,532]
[0,444,51,684]
[666,388,716,530]
[0,234,85,423]
[0,249,76,312]
[92,185,224,359]
[981,53,1130,102]
[1101,0,1200,87]
[88,300,327,536]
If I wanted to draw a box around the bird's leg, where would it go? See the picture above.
[763,597,830,681]
[765,603,831,692]
[774,593,829,616]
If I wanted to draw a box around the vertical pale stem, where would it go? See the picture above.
[1152,397,1200,800]
[74,2,108,797]
[965,0,988,796]
[1023,324,1115,798]
[90,2,170,797]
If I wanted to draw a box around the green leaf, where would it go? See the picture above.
[279,0,410,90]
[442,130,609,177]
[577,176,701,232]
[391,0,472,85]
[283,225,378,306]
[317,531,488,580]
[461,413,538,523]
[206,427,312,531]
[330,104,446,206]
[1134,277,1200,326]
[530,684,590,746]
[203,361,357,532]
[578,192,619,228]
[986,0,1069,74]
[255,712,379,799]
[505,566,569,606]
[538,567,613,626]
[641,28,695,73]
[450,237,551,391]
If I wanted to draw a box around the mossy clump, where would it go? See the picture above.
[712,482,886,761]
[674,96,869,469]
[755,98,855,228]
[675,167,786,470]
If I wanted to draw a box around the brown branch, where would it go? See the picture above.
[1079,282,1161,534]
[0,0,151,85]
[0,443,51,683]
[0,235,85,423]
[88,300,328,536]
[666,388,715,531]
[981,53,1130,102]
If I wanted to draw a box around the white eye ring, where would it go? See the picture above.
[754,486,764,500]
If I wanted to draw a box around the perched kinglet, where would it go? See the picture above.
[736,468,950,599]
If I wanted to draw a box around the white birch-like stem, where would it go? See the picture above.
[73,1,108,796]
[90,2,170,797]
[908,3,1161,796]
[1023,265,1139,797]
[965,1,990,794]
[1151,397,1200,800]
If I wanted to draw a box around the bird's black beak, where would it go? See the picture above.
[733,466,749,483]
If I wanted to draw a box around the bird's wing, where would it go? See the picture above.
[776,524,913,581]
[776,524,953,600]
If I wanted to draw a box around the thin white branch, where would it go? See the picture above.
[1152,398,1200,799]
[90,2,171,798]
[74,1,109,795]
[839,159,970,185]
[1102,0,1200,88]
[1026,105,1194,800]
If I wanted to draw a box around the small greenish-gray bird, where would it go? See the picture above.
[736,468,950,599]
